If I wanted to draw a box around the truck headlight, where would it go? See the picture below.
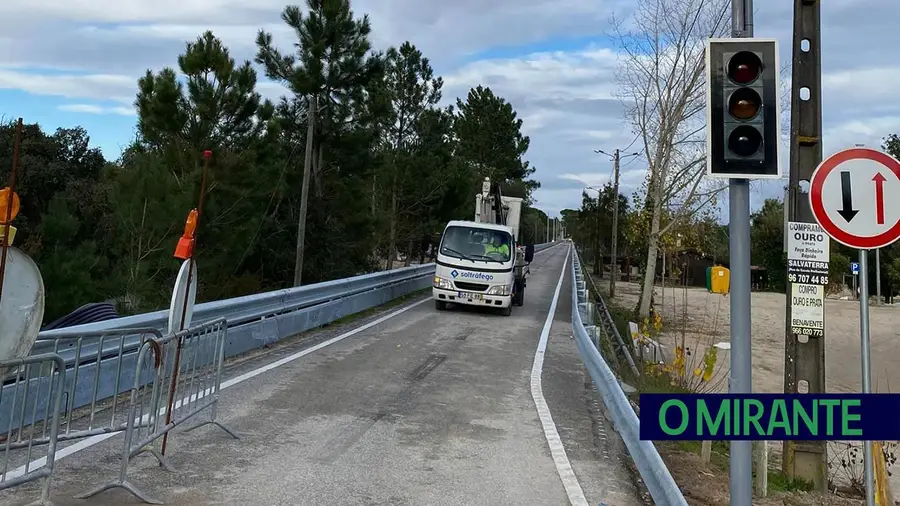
[433,276,453,289]
[487,284,511,296]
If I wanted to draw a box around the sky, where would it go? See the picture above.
[1,0,898,221]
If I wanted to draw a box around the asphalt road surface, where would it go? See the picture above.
[0,243,645,506]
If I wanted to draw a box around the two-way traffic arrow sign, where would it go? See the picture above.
[810,147,900,250]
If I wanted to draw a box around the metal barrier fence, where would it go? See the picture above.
[0,353,66,505]
[569,248,687,505]
[0,319,234,505]
[77,318,236,504]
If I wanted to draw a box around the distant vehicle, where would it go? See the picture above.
[432,178,535,316]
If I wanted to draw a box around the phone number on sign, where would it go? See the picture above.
[791,327,824,337]
[788,273,828,285]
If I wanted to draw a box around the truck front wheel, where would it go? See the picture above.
[513,280,525,306]
[435,300,447,310]
[501,305,512,316]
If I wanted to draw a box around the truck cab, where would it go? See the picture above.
[432,178,535,316]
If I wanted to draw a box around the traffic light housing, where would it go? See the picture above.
[706,38,781,179]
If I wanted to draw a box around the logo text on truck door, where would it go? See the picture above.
[450,269,494,281]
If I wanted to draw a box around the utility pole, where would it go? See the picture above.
[546,215,549,243]
[595,148,639,297]
[586,185,603,275]
[782,0,827,491]
[610,150,621,297]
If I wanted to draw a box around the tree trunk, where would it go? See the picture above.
[313,143,324,198]
[386,178,397,271]
[293,94,317,287]
[638,192,663,318]
[371,174,377,215]
[418,230,426,265]
[405,238,413,266]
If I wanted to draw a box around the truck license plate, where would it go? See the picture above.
[458,291,483,300]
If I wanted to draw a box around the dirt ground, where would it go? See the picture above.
[609,280,897,504]
[614,280,900,395]
[659,442,866,505]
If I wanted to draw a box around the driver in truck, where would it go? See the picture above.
[484,234,510,258]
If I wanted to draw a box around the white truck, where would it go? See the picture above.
[432,178,535,316]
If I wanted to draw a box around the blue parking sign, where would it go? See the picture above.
[851,262,860,275]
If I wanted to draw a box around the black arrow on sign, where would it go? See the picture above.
[837,170,859,222]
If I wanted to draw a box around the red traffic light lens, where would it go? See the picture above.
[727,125,763,157]
[727,51,762,85]
[728,88,761,120]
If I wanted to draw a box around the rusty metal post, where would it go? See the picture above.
[161,150,212,457]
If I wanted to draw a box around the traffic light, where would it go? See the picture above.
[706,38,781,179]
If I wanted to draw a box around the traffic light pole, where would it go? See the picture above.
[729,0,753,505]
[781,0,827,491]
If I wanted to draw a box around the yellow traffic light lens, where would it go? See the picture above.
[727,126,763,157]
[0,187,20,223]
[728,88,761,120]
[727,51,762,85]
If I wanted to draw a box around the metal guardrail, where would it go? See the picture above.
[578,258,640,377]
[38,241,558,342]
[569,248,687,506]
[2,241,558,434]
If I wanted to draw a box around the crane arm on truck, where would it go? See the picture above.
[476,177,533,306]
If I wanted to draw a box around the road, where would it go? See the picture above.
[0,244,644,506]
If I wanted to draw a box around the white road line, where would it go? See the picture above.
[530,245,589,506]
[8,297,430,479]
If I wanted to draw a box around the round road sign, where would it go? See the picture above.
[809,147,900,250]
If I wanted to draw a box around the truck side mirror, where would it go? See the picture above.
[524,244,535,262]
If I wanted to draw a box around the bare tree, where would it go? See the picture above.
[612,0,731,318]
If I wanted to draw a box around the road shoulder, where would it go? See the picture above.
[541,265,647,506]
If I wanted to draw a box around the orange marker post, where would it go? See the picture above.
[0,118,23,303]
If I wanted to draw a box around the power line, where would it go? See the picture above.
[621,134,641,154]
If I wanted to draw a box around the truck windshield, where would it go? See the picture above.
[440,226,512,263]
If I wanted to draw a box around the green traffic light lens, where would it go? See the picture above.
[728,125,763,157]
[728,87,762,120]
[727,51,762,85]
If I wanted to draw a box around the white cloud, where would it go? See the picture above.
[1,0,899,217]
[58,103,135,116]
[255,81,292,103]
[559,172,612,188]
[0,69,135,103]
